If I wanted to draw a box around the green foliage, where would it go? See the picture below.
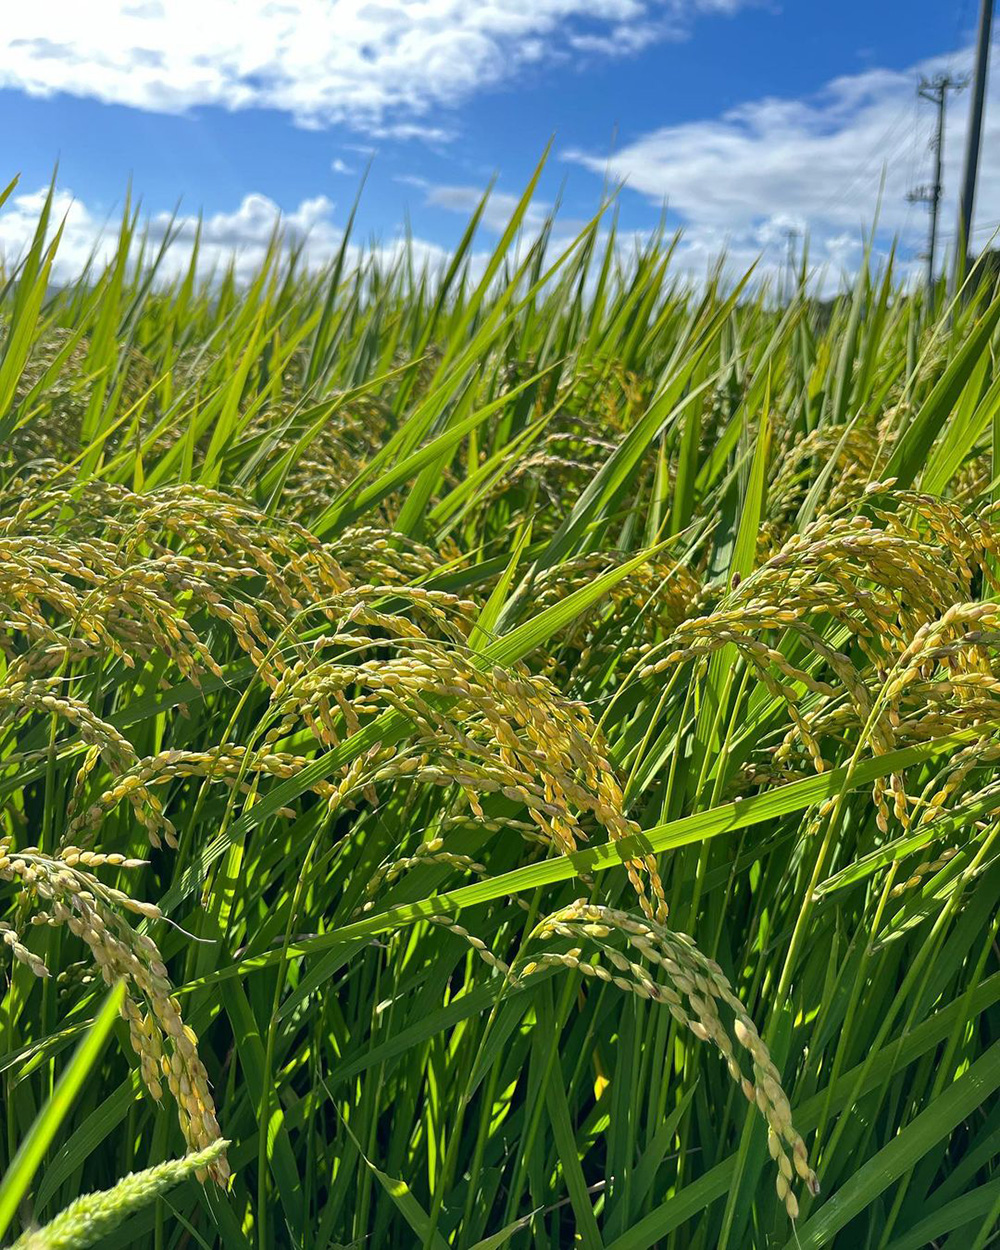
[1,166,999,1249]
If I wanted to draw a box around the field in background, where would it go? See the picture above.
[1,165,1000,1249]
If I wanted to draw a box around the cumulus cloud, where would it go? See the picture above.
[397,176,555,235]
[0,175,909,305]
[3,1,754,135]
[0,183,451,286]
[365,122,457,145]
[565,42,1000,286]
[331,159,356,176]
[568,23,666,57]
[0,188,119,281]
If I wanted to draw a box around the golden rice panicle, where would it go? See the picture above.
[359,840,489,912]
[524,551,700,680]
[0,916,51,979]
[0,677,179,849]
[272,634,667,919]
[518,901,819,1213]
[427,913,511,975]
[767,422,883,533]
[61,743,355,847]
[636,492,1000,835]
[0,844,228,1184]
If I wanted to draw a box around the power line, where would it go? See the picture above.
[938,217,1000,241]
[901,86,925,246]
[825,100,925,221]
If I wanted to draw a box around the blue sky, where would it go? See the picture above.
[0,1,995,288]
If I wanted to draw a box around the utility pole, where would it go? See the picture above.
[907,74,966,309]
[782,226,801,302]
[956,0,994,282]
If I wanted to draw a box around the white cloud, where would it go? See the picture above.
[0,188,118,282]
[398,176,553,235]
[565,43,1000,289]
[366,122,457,145]
[568,23,666,57]
[0,183,451,286]
[0,174,911,309]
[2,1,755,136]
[0,175,917,310]
[331,158,356,176]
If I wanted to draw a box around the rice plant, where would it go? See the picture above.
[1,165,1000,1248]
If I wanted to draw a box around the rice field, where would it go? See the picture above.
[2,168,1000,1249]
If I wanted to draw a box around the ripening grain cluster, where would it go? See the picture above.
[0,171,999,1249]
